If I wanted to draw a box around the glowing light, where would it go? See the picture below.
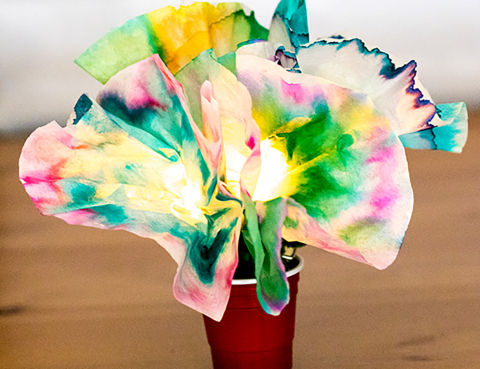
[252,139,290,202]
[170,182,204,224]
[224,145,248,199]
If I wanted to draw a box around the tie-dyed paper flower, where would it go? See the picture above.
[19,0,468,321]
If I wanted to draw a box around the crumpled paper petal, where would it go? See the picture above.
[268,0,309,52]
[238,37,468,153]
[237,54,414,269]
[296,38,436,134]
[176,49,261,199]
[19,55,244,321]
[97,54,219,199]
[174,48,290,312]
[75,2,268,84]
[177,50,289,310]
[295,37,467,148]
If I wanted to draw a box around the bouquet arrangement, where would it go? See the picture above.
[19,0,467,322]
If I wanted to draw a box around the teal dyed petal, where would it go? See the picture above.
[97,54,216,202]
[269,0,309,52]
[20,57,244,322]
[399,102,468,153]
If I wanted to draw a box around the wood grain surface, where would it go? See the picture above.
[1,113,479,368]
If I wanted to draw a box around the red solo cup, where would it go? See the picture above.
[203,255,304,369]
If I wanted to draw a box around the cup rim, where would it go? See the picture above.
[232,254,305,285]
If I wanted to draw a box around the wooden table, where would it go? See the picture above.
[1,112,479,368]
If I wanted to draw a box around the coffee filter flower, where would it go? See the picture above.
[19,0,468,321]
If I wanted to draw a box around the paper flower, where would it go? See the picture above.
[19,0,467,321]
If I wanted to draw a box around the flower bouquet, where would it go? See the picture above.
[19,0,468,367]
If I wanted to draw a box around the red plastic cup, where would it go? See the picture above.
[203,256,304,369]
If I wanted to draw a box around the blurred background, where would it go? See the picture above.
[1,1,479,368]
[1,0,479,133]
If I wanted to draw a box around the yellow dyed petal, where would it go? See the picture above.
[76,3,268,83]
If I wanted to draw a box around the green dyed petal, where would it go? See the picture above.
[237,54,414,269]
[75,15,156,84]
[242,193,289,315]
